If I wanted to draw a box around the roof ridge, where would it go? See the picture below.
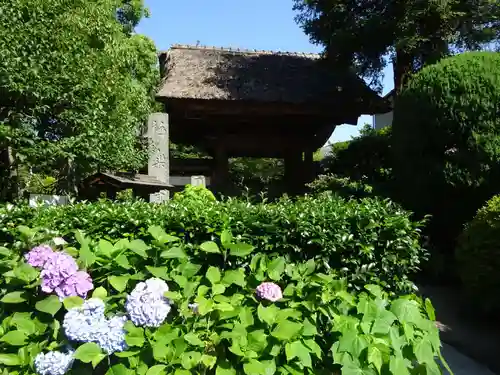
[163,44,321,59]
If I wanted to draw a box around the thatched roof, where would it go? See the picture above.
[157,45,386,111]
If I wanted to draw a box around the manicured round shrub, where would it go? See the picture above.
[392,51,500,255]
[456,194,500,314]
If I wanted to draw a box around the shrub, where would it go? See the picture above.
[0,226,449,375]
[307,174,374,198]
[0,192,427,294]
[392,51,500,255]
[322,125,393,189]
[456,194,500,314]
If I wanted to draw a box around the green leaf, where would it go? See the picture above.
[181,351,202,370]
[271,320,302,341]
[74,342,103,363]
[267,257,286,280]
[0,354,21,366]
[258,304,279,325]
[63,296,84,310]
[124,321,145,347]
[35,295,62,317]
[390,298,422,325]
[128,239,150,258]
[365,284,383,298]
[1,291,26,303]
[216,360,237,375]
[371,309,397,335]
[222,269,246,287]
[92,287,108,300]
[115,254,132,269]
[247,330,268,353]
[302,318,318,336]
[285,341,312,368]
[160,246,187,259]
[221,229,233,247]
[98,239,115,257]
[10,313,36,335]
[243,360,265,375]
[184,332,205,347]
[79,242,96,267]
[174,370,191,375]
[200,241,220,253]
[109,275,130,292]
[413,337,435,365]
[149,226,179,243]
[146,365,166,375]
[212,283,226,295]
[424,298,436,321]
[0,330,27,346]
[146,266,169,280]
[303,338,322,359]
[389,355,410,375]
[338,330,369,358]
[228,242,254,257]
[0,246,11,257]
[206,266,221,284]
[367,346,382,374]
[106,363,133,375]
[201,354,217,369]
[14,263,38,282]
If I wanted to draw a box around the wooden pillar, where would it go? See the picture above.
[303,149,314,184]
[284,150,303,195]
[212,142,229,194]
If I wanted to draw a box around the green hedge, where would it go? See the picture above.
[0,226,448,375]
[392,51,500,255]
[456,194,500,314]
[0,193,427,294]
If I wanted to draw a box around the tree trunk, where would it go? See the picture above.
[393,49,415,95]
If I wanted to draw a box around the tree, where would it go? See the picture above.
[0,0,158,199]
[293,0,500,92]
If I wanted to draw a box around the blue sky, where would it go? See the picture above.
[137,0,394,144]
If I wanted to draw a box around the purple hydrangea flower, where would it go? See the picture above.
[40,252,78,293]
[25,245,54,268]
[34,350,74,375]
[188,303,199,314]
[125,278,171,327]
[55,271,93,300]
[256,282,283,302]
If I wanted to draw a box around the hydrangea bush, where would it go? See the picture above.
[0,225,450,375]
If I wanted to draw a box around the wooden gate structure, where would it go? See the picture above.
[155,44,389,194]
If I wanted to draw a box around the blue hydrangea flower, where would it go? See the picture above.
[62,298,127,354]
[125,278,171,327]
[34,351,74,375]
[96,315,128,354]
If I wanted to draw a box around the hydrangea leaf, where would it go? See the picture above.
[63,296,84,310]
[160,246,187,259]
[271,320,303,341]
[145,365,166,375]
[35,295,62,317]
[0,354,21,366]
[0,330,27,346]
[108,275,130,292]
[1,291,26,304]
[74,342,103,363]
[222,269,246,287]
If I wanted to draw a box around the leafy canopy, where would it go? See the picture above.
[293,0,500,90]
[0,0,158,194]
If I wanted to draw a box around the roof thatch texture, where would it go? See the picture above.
[157,45,383,107]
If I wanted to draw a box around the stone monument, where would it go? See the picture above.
[147,113,170,203]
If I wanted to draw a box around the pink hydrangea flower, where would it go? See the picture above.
[55,271,94,300]
[25,245,54,268]
[256,282,283,302]
[40,252,78,293]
